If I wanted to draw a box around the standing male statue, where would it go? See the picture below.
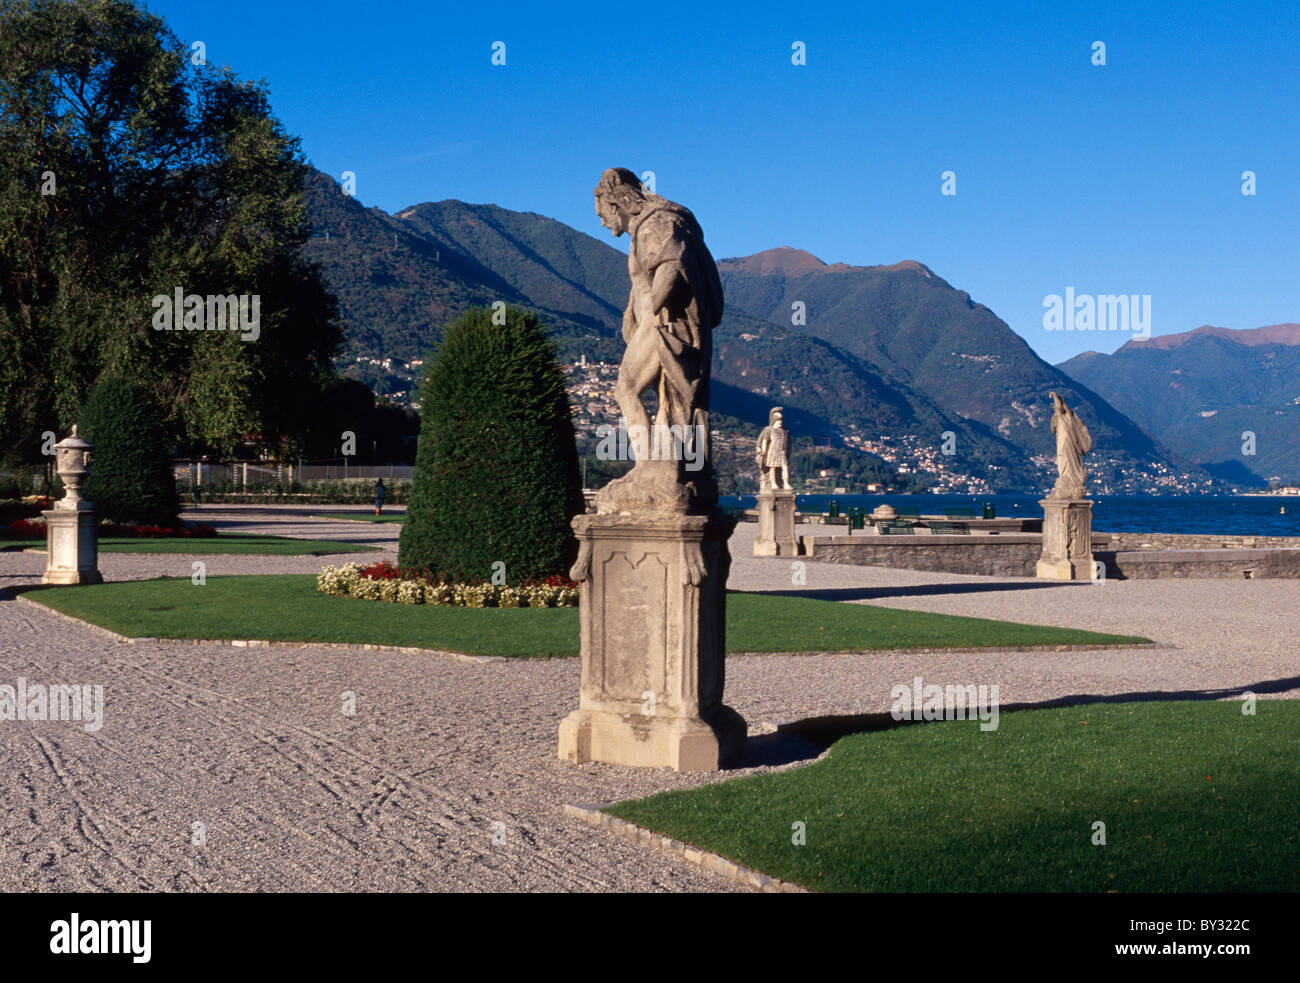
[593,167,724,513]
[559,168,745,771]
[755,406,792,491]
[1048,391,1091,499]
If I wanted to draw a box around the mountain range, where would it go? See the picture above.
[1059,325,1300,485]
[301,170,1224,493]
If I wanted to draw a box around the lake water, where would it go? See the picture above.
[718,493,1300,538]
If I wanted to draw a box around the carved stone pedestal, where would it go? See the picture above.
[42,508,102,585]
[754,489,799,557]
[1037,498,1094,581]
[558,513,747,771]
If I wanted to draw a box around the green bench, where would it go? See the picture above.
[944,507,977,518]
[928,520,971,535]
[892,505,921,518]
[878,520,916,535]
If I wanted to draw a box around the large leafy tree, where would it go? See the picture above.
[0,0,342,466]
[399,305,584,582]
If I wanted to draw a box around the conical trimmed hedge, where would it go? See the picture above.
[79,377,180,525]
[398,306,584,583]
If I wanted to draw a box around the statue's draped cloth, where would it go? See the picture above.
[1050,403,1091,499]
[629,201,724,453]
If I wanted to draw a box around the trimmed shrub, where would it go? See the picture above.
[398,305,584,582]
[79,377,180,525]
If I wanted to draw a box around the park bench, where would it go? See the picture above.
[944,507,977,518]
[878,520,916,535]
[892,505,921,518]
[928,520,970,535]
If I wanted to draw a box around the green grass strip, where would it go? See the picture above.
[311,512,404,523]
[605,701,1300,892]
[0,534,377,555]
[21,575,1148,658]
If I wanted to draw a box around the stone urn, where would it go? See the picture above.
[53,426,94,510]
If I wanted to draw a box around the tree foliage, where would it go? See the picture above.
[0,0,343,467]
[398,306,584,582]
[79,376,179,524]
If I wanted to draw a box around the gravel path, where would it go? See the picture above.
[1,509,1294,891]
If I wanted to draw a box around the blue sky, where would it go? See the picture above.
[151,0,1298,364]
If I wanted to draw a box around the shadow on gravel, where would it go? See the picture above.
[752,581,1082,602]
[736,677,1300,767]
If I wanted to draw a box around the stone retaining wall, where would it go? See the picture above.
[802,533,1110,578]
[1101,531,1300,551]
[1100,549,1300,579]
[799,531,1300,579]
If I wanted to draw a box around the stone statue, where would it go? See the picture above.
[1048,391,1091,499]
[592,167,723,514]
[559,169,745,770]
[755,406,792,491]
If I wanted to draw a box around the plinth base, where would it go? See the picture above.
[754,489,800,557]
[559,511,747,771]
[41,508,101,585]
[1036,557,1093,581]
[559,704,747,772]
[1037,497,1094,581]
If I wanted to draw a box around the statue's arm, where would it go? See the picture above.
[633,261,684,330]
[633,216,689,328]
[622,288,636,343]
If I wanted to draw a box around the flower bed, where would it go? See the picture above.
[2,518,218,539]
[316,561,580,607]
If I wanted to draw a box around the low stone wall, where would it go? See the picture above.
[1101,549,1300,579]
[799,531,1300,579]
[802,533,1111,578]
[1101,531,1300,551]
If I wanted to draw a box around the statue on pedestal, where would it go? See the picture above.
[756,406,792,492]
[560,169,744,771]
[1038,392,1096,580]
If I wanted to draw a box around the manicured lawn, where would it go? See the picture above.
[0,534,377,555]
[312,511,404,524]
[606,701,1300,892]
[21,574,1148,657]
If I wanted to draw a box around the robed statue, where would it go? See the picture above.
[1048,391,1091,499]
[593,167,723,514]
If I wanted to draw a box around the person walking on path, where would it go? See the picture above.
[374,478,387,517]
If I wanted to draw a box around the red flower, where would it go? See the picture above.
[7,518,46,539]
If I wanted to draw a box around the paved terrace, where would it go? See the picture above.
[0,507,1295,891]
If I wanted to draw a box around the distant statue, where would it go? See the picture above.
[1048,391,1091,499]
[592,167,724,514]
[756,406,792,491]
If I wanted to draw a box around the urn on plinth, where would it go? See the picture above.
[42,426,102,585]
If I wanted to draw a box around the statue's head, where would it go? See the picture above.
[594,167,646,236]
[769,406,784,427]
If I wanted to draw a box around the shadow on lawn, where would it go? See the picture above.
[732,675,1300,769]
